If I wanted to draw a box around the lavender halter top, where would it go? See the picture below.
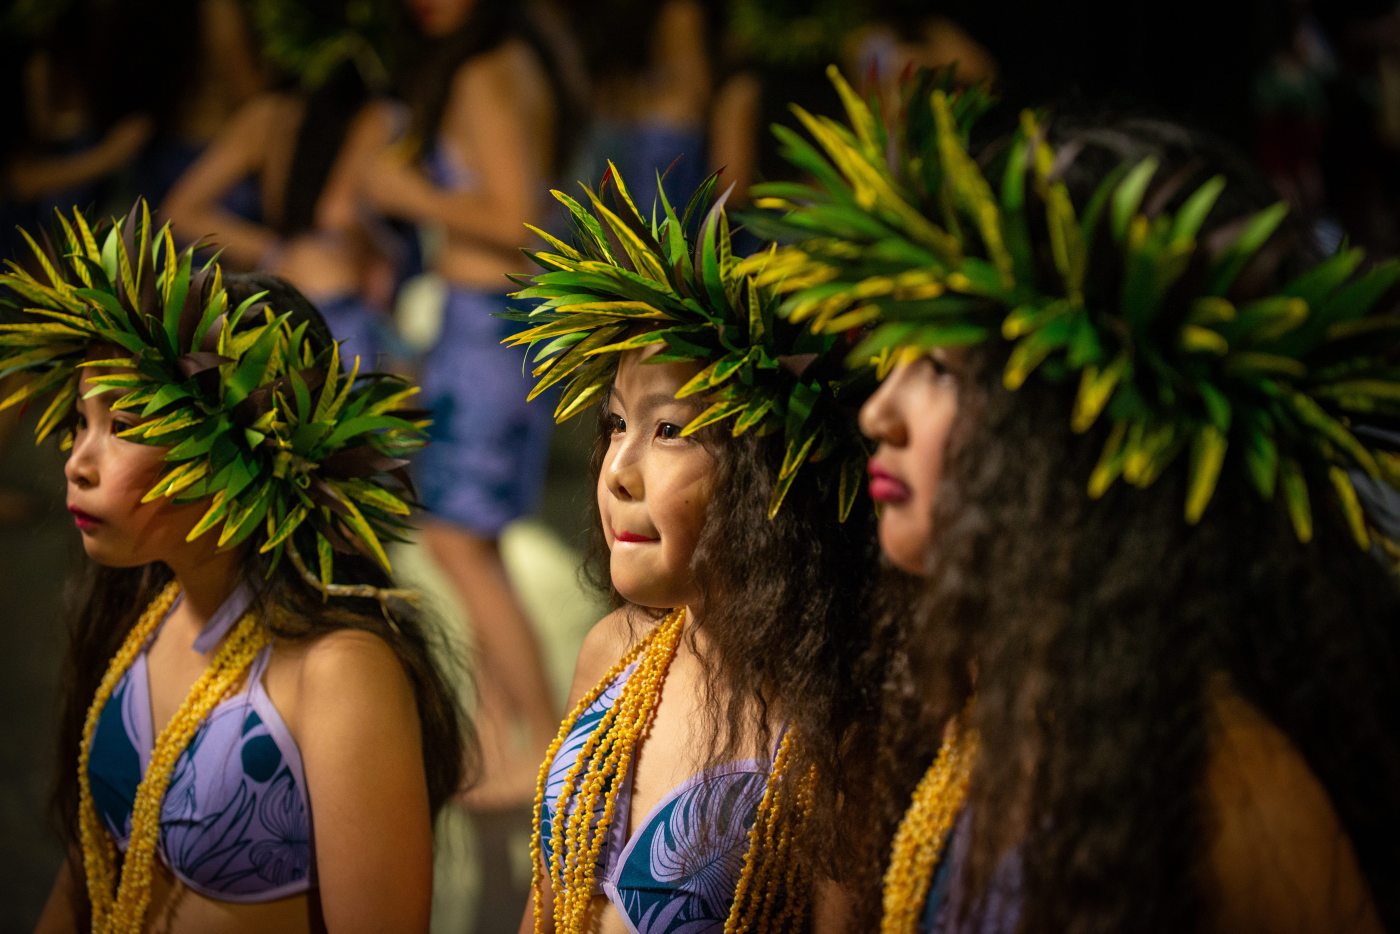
[86,586,315,901]
[539,661,771,933]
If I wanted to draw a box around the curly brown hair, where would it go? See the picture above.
[890,346,1400,932]
[580,378,892,892]
[856,119,1400,931]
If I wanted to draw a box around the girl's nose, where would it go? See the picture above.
[859,366,910,447]
[604,441,643,502]
[64,432,98,489]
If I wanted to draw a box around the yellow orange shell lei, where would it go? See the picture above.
[77,582,271,933]
[880,706,979,933]
[724,727,816,933]
[529,608,815,932]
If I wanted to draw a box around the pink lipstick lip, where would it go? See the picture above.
[867,461,912,505]
[614,529,659,544]
[68,505,102,531]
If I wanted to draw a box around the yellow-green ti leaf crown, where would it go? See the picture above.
[746,67,1400,552]
[507,164,873,520]
[0,201,428,586]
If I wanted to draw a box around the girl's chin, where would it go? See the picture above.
[878,525,932,576]
[84,551,150,570]
[610,577,694,611]
[613,588,683,611]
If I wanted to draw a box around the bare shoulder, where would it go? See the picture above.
[564,607,649,709]
[1206,685,1381,933]
[296,628,411,696]
[450,39,547,106]
[269,627,417,735]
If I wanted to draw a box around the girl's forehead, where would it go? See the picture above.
[613,349,703,400]
[77,366,129,394]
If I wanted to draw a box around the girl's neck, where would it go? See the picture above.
[165,547,245,628]
[676,604,714,655]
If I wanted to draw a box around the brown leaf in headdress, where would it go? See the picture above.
[321,445,410,479]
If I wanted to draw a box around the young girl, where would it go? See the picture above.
[509,170,883,931]
[360,0,571,805]
[755,70,1400,931]
[3,205,467,933]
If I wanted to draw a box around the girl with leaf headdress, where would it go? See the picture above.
[8,207,469,933]
[511,168,886,932]
[755,69,1400,931]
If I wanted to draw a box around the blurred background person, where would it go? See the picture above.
[708,0,855,212]
[361,0,572,820]
[568,0,714,214]
[708,0,992,223]
[163,0,401,371]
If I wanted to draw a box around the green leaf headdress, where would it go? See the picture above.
[747,67,1400,552]
[507,165,873,519]
[0,201,428,589]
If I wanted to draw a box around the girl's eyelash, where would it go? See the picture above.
[923,352,953,378]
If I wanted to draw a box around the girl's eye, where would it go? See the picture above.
[657,422,682,440]
[74,413,88,432]
[923,353,949,376]
[607,413,626,434]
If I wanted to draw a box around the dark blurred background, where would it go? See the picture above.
[2,0,1398,930]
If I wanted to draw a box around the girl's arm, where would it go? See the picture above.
[363,41,549,252]
[517,607,638,934]
[295,630,437,931]
[161,96,282,269]
[4,115,153,201]
[33,850,84,934]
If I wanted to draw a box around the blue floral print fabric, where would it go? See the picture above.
[87,591,314,901]
[539,662,770,933]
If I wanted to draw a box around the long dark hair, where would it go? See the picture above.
[860,120,1400,931]
[277,60,373,237]
[51,275,472,850]
[581,373,889,889]
[899,350,1400,932]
